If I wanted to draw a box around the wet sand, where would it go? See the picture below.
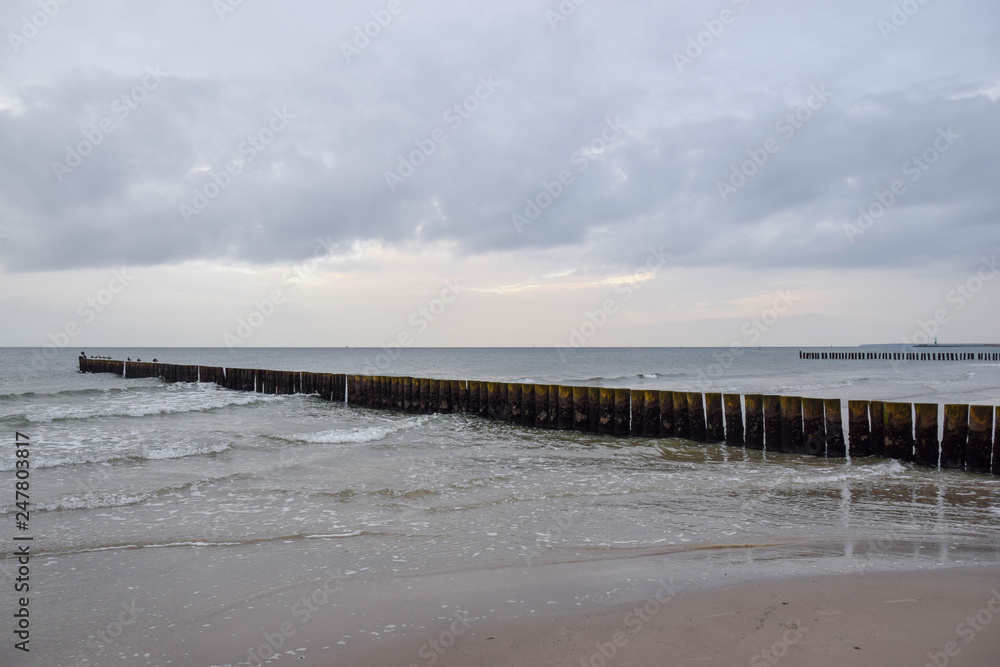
[342,566,1000,667]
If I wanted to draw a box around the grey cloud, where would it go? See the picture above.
[0,0,997,276]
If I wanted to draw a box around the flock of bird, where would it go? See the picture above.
[80,353,158,362]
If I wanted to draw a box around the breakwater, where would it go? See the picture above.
[799,349,1000,361]
[78,357,999,475]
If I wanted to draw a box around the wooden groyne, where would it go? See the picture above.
[799,349,1000,361]
[78,357,999,476]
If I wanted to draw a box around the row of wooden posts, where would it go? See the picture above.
[79,357,999,475]
[799,350,1000,361]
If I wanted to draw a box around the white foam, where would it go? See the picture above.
[282,415,430,444]
[0,438,233,472]
[18,384,285,424]
[14,491,153,513]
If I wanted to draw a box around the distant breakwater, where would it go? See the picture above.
[79,357,999,476]
[799,349,1000,361]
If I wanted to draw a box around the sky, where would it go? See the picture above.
[1,0,998,349]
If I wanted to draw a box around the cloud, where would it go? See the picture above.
[0,0,997,279]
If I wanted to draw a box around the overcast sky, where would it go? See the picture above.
[2,0,998,349]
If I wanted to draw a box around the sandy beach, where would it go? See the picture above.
[342,567,1000,667]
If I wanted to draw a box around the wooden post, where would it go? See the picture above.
[558,386,574,430]
[588,387,601,433]
[468,380,482,416]
[687,393,707,442]
[546,385,560,428]
[643,390,660,437]
[913,403,938,466]
[456,380,468,413]
[598,388,615,434]
[705,393,724,443]
[391,377,401,409]
[724,394,744,447]
[614,388,630,436]
[883,402,914,462]
[744,394,763,450]
[870,401,885,457]
[966,405,993,473]
[521,384,536,426]
[441,379,453,413]
[779,396,803,454]
[941,404,968,470]
[672,391,690,440]
[487,382,500,420]
[401,377,413,411]
[630,390,646,437]
[658,391,674,437]
[824,399,846,458]
[535,384,552,429]
[763,395,782,452]
[499,383,511,421]
[801,397,826,456]
[427,379,440,413]
[418,378,430,413]
[848,400,872,457]
[508,383,523,423]
[573,386,590,431]
[336,374,347,402]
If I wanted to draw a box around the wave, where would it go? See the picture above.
[0,472,231,513]
[781,459,909,486]
[581,372,691,383]
[0,439,233,472]
[0,384,286,424]
[276,415,430,444]
[0,385,155,402]
[13,491,155,513]
[23,530,373,559]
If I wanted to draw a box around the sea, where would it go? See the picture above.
[2,346,999,666]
